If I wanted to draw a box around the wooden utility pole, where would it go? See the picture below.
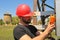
[33,0,37,25]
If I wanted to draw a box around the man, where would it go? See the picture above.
[13,4,55,40]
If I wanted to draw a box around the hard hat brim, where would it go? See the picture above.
[21,12,34,17]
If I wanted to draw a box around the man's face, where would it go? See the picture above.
[21,16,32,24]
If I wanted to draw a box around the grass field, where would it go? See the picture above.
[0,25,60,40]
[0,25,16,40]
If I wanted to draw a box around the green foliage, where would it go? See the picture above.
[0,19,5,25]
[12,16,19,25]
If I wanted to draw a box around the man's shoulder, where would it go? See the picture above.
[29,25,37,28]
[13,25,27,40]
[14,24,25,31]
[29,25,35,27]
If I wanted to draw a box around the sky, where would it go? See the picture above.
[0,0,54,19]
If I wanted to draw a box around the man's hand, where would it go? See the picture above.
[46,22,55,33]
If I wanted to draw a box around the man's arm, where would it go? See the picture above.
[19,23,55,40]
[19,30,48,40]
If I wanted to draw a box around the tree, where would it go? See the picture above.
[12,16,19,25]
[0,19,5,25]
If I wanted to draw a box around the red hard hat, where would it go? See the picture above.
[16,4,33,17]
